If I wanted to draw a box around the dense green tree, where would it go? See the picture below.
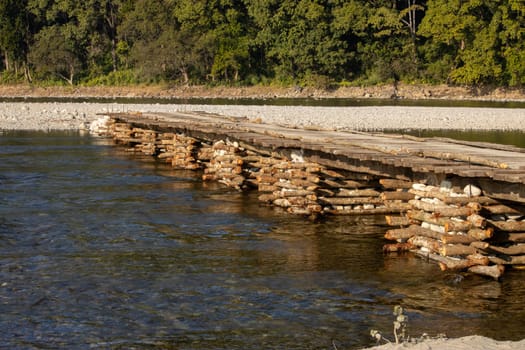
[247,0,348,84]
[0,0,30,79]
[499,0,525,86]
[2,0,525,88]
[28,24,82,84]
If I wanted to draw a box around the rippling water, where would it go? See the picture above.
[1,131,524,349]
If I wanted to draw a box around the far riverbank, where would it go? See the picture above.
[1,83,525,102]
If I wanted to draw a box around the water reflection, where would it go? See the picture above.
[0,131,524,349]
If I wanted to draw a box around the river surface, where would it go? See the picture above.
[1,131,524,349]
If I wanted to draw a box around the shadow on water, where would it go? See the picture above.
[0,131,524,349]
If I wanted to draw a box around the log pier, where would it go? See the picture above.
[100,111,525,280]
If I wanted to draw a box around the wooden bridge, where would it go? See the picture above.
[102,111,525,279]
[104,111,525,202]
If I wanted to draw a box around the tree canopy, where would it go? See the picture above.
[1,0,524,87]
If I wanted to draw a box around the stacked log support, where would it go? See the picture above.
[202,140,247,190]
[254,153,322,216]
[157,133,202,170]
[382,182,525,279]
[106,117,525,280]
[316,170,412,215]
[111,122,158,155]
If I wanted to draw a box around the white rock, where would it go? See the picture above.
[463,184,482,197]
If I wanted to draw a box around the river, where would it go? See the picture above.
[1,130,524,349]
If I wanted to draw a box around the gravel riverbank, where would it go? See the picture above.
[0,102,524,131]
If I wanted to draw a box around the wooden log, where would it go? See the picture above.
[277,189,316,198]
[407,210,471,232]
[488,255,525,265]
[385,215,411,226]
[439,244,477,257]
[381,191,416,201]
[488,220,525,232]
[273,161,320,169]
[413,248,484,272]
[468,265,505,280]
[408,236,441,252]
[290,178,320,187]
[466,253,490,266]
[467,227,494,240]
[319,168,345,178]
[325,207,404,216]
[467,214,486,228]
[337,188,381,197]
[475,243,525,256]
[286,169,315,179]
[482,204,522,215]
[256,175,279,184]
[441,234,479,245]
[158,152,175,159]
[379,179,413,189]
[383,201,413,211]
[384,225,443,241]
[213,155,244,164]
[383,242,415,253]
[273,198,291,207]
[409,189,498,205]
[470,241,490,250]
[444,220,472,233]
[319,197,383,206]
[421,221,446,233]
[320,179,368,189]
[409,199,474,217]
[466,202,482,212]
[437,254,489,271]
[287,207,315,215]
[279,196,312,207]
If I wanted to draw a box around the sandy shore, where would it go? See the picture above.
[0,101,524,131]
[363,335,525,350]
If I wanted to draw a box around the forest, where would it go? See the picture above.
[1,0,525,88]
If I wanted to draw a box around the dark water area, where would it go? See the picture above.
[2,96,525,108]
[1,131,524,349]
[384,129,525,148]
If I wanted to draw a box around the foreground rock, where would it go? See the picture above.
[0,102,524,131]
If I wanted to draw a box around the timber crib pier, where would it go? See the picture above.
[101,111,525,280]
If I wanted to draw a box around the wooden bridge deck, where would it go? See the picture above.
[107,111,525,203]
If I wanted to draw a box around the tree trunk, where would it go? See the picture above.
[4,51,9,71]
